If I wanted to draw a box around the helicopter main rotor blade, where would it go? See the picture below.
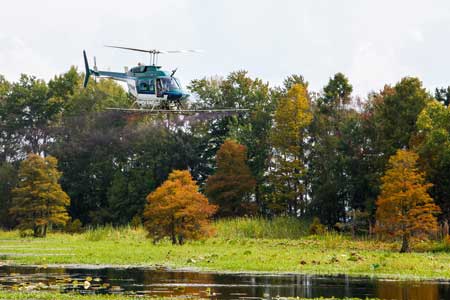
[105,45,202,54]
[164,50,204,53]
[105,45,162,54]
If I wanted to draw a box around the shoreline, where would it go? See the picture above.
[2,229,450,282]
[2,262,450,282]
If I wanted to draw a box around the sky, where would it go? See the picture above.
[1,0,450,97]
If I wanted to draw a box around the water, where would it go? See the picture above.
[1,265,449,300]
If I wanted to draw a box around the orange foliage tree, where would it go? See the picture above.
[376,149,440,252]
[143,170,217,244]
[205,139,256,217]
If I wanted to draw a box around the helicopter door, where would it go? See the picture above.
[156,78,164,98]
[148,79,155,94]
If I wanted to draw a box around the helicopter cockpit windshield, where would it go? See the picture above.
[159,77,180,91]
[156,77,181,97]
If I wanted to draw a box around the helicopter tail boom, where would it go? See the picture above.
[83,50,129,86]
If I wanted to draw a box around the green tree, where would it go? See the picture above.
[268,83,312,215]
[10,154,70,237]
[189,71,275,212]
[64,77,131,116]
[308,73,369,225]
[48,66,81,100]
[0,162,18,228]
[50,112,126,224]
[309,110,375,225]
[0,75,16,163]
[435,86,450,107]
[107,168,155,225]
[50,112,207,225]
[282,74,309,93]
[322,72,353,106]
[365,77,432,160]
[0,75,10,97]
[205,140,256,216]
[0,75,61,158]
[144,170,217,244]
[0,68,131,164]
[376,150,440,252]
[415,100,450,218]
[361,77,433,217]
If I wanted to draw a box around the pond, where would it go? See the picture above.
[0,265,449,300]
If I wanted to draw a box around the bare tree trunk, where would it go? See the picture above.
[351,210,356,239]
[443,220,449,240]
[255,184,261,215]
[171,217,176,245]
[171,233,177,244]
[400,234,410,253]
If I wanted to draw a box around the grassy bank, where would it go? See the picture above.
[0,291,379,300]
[0,219,450,280]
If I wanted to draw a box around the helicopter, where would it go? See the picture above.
[83,46,247,114]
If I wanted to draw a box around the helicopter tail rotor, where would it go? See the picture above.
[83,50,91,88]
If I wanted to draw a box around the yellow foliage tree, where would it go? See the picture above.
[269,83,313,215]
[10,154,70,237]
[376,149,440,252]
[143,170,217,244]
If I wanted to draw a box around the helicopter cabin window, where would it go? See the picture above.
[148,79,155,93]
[131,66,147,73]
[138,79,154,94]
[139,81,149,92]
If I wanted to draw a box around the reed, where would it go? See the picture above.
[214,216,310,239]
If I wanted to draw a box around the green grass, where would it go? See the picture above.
[0,291,379,300]
[215,217,309,239]
[82,225,148,242]
[1,221,450,280]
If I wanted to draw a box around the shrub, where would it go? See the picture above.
[130,215,142,229]
[309,217,326,235]
[65,219,83,234]
[19,229,34,238]
[433,235,450,252]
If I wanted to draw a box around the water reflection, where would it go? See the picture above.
[376,280,441,300]
[0,265,448,300]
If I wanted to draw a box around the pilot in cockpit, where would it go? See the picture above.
[156,79,163,97]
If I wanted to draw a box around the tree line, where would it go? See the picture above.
[1,68,449,246]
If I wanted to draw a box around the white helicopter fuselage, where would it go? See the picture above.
[126,78,168,107]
